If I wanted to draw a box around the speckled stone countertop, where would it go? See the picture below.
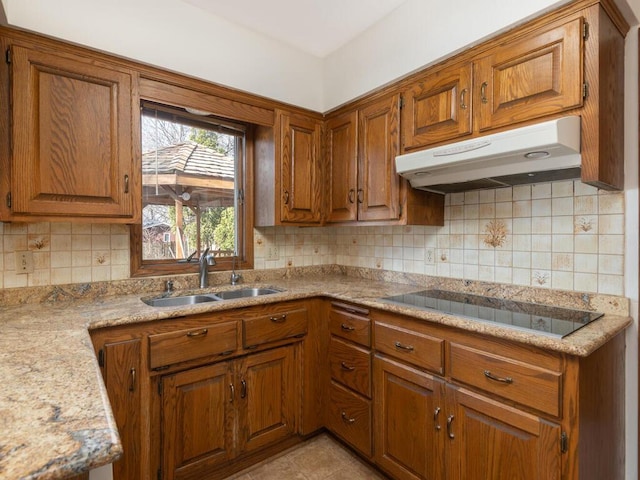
[0,265,631,479]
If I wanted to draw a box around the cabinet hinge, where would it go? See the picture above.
[561,431,568,453]
[398,202,403,217]
[5,48,10,64]
[97,349,104,367]
[399,96,404,109]
[158,381,163,396]
[238,188,245,206]
[582,83,589,99]
[6,192,11,208]
[583,22,590,40]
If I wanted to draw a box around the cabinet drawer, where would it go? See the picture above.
[329,308,370,347]
[149,321,238,369]
[329,337,371,397]
[243,307,308,348]
[374,321,444,374]
[327,380,372,457]
[449,342,562,417]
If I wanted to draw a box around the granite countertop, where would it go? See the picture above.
[0,266,632,479]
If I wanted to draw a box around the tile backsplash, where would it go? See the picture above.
[0,180,626,296]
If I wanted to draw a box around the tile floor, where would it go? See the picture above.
[224,433,388,480]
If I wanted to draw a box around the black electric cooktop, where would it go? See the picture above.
[381,289,603,338]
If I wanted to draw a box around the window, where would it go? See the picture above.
[130,101,253,276]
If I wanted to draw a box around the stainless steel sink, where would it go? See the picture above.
[142,287,282,307]
[212,288,282,300]
[142,294,220,307]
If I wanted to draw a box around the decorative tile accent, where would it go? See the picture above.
[482,219,508,248]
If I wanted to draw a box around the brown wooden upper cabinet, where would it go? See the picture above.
[401,5,624,191]
[1,43,138,222]
[475,17,584,132]
[277,110,323,224]
[403,17,584,151]
[326,94,444,225]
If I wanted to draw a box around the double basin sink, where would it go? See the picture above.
[142,287,282,308]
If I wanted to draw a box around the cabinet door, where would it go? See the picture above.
[278,110,322,224]
[238,346,298,454]
[101,339,141,480]
[374,355,445,480]
[9,45,134,218]
[449,386,562,480]
[326,110,358,222]
[475,17,584,132]
[402,63,473,150]
[358,94,401,222]
[161,362,235,480]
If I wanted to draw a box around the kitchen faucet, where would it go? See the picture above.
[198,248,216,288]
[230,255,242,285]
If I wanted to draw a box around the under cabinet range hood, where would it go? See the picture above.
[395,116,582,194]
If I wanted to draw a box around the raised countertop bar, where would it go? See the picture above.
[0,265,631,479]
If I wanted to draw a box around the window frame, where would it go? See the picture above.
[130,99,254,278]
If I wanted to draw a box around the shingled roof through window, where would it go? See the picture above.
[142,141,234,179]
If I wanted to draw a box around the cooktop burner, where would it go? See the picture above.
[381,289,603,338]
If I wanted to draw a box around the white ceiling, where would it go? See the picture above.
[182,0,407,57]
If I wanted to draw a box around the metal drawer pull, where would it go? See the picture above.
[129,368,136,393]
[270,314,287,323]
[230,383,235,403]
[394,341,414,352]
[340,323,355,331]
[357,188,364,204]
[434,407,441,431]
[241,379,247,399]
[447,415,455,439]
[340,362,355,371]
[341,411,356,424]
[348,189,355,204]
[480,82,488,104]
[283,190,290,204]
[460,88,468,109]
[484,370,513,384]
[186,328,208,338]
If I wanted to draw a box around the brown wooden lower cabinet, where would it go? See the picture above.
[373,354,445,480]
[161,345,298,480]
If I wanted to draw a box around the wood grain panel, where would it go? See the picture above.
[326,110,358,222]
[328,308,371,347]
[475,17,584,131]
[148,321,238,369]
[452,386,561,480]
[10,45,134,218]
[239,346,298,453]
[358,95,401,221]
[329,336,372,397]
[327,380,372,457]
[402,63,473,149]
[162,362,235,480]
[373,355,444,480]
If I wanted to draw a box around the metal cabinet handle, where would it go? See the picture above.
[447,415,455,439]
[341,411,356,424]
[283,190,290,204]
[340,323,355,332]
[480,82,488,104]
[348,189,355,204]
[270,314,287,323]
[230,383,235,403]
[357,188,364,204]
[241,379,247,399]
[484,370,513,384]
[394,341,414,352]
[129,368,136,393]
[460,88,468,109]
[434,407,441,431]
[186,328,208,338]
[124,174,130,194]
[340,361,355,371]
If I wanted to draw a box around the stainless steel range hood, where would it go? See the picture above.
[395,116,581,194]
